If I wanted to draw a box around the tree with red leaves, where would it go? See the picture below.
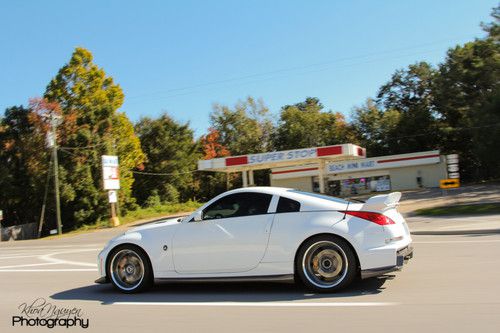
[200,128,230,160]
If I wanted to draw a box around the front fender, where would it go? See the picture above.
[98,231,145,278]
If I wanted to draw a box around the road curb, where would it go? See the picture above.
[411,228,500,236]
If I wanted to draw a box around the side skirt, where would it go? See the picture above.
[154,274,295,284]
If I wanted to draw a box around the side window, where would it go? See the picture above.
[276,196,301,213]
[203,193,272,220]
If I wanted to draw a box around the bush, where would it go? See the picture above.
[145,190,162,208]
[163,184,180,203]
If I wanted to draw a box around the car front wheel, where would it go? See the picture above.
[296,235,357,292]
[108,245,153,293]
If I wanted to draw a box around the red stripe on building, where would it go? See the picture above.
[317,145,342,157]
[377,154,440,164]
[225,156,248,166]
[272,167,318,175]
[357,147,364,156]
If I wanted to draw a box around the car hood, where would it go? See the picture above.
[125,216,186,234]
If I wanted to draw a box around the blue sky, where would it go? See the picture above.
[0,0,497,137]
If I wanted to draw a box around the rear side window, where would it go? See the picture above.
[277,196,301,213]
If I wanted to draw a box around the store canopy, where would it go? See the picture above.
[198,144,366,172]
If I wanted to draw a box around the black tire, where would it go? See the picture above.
[107,244,153,293]
[295,235,357,293]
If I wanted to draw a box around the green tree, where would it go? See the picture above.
[209,96,274,188]
[481,4,499,41]
[210,97,273,155]
[273,97,354,150]
[112,113,146,210]
[44,47,144,229]
[0,106,49,226]
[351,98,401,156]
[376,62,440,154]
[434,8,500,180]
[133,114,199,205]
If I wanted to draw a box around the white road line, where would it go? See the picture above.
[414,240,500,244]
[0,244,102,250]
[2,248,100,254]
[0,255,42,260]
[113,302,396,307]
[0,268,97,272]
[0,262,59,269]
[0,248,98,270]
[39,249,97,267]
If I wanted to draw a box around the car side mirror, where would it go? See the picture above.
[193,211,203,222]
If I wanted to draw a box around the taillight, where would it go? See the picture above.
[342,211,395,225]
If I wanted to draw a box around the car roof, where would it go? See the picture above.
[223,186,348,205]
[223,186,294,196]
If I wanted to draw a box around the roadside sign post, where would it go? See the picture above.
[102,155,120,227]
[446,154,460,180]
[440,178,460,189]
[0,210,3,242]
[440,154,460,197]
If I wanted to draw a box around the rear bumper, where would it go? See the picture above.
[361,245,413,279]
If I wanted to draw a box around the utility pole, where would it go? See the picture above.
[49,114,63,235]
[37,158,53,238]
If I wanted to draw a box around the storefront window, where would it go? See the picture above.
[312,178,341,196]
[312,175,391,197]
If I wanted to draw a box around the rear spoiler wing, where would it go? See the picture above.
[361,192,402,211]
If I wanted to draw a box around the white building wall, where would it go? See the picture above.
[271,176,313,192]
[270,157,447,192]
[388,157,447,190]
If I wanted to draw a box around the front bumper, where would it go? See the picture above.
[95,276,109,284]
[95,248,110,284]
[361,245,414,279]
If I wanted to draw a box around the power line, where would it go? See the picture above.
[131,169,199,176]
[130,123,500,176]
[125,35,476,103]
[59,142,108,150]
[123,47,448,105]
[58,148,80,157]
[59,149,198,176]
[363,122,500,141]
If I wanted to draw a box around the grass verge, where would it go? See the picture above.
[119,201,202,225]
[414,202,500,216]
[63,201,202,236]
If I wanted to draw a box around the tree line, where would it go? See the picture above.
[0,6,498,232]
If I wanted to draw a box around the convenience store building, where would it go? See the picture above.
[197,144,447,196]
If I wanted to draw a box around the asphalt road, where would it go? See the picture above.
[1,224,499,332]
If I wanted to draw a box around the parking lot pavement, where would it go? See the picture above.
[1,229,500,332]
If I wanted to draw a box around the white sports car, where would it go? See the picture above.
[96,187,413,293]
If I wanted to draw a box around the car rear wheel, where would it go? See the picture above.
[108,245,153,293]
[296,235,357,292]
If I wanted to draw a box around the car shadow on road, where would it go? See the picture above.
[51,275,393,305]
